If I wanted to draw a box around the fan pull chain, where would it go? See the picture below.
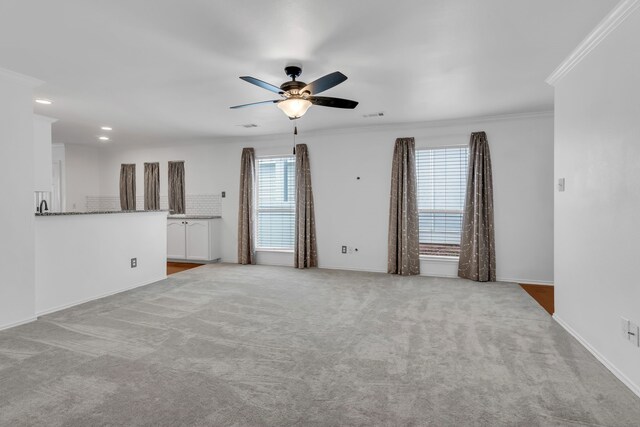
[293,124,298,155]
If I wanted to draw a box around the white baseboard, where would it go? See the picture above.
[318,265,387,274]
[422,272,459,278]
[0,316,38,332]
[36,275,167,317]
[553,314,640,399]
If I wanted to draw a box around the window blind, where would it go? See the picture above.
[256,156,296,249]
[416,146,469,255]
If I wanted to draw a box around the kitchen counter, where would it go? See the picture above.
[167,215,221,219]
[35,210,168,216]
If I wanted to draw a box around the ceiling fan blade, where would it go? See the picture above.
[301,71,347,95]
[230,100,279,109]
[239,76,283,94]
[309,96,358,109]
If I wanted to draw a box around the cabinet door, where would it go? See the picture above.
[167,220,186,259]
[186,220,210,261]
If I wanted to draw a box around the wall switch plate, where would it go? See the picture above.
[221,191,226,198]
[629,321,640,347]
[621,317,630,339]
[131,258,137,268]
[341,246,347,254]
[558,178,565,192]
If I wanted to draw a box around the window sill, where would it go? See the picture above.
[420,255,459,263]
[255,248,294,254]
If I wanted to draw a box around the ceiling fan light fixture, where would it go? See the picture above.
[277,98,312,119]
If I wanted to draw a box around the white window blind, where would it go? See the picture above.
[256,156,296,250]
[416,146,469,256]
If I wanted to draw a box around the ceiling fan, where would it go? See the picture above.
[230,66,358,119]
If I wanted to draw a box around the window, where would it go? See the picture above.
[416,146,469,257]
[256,156,296,250]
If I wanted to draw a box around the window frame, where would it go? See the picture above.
[415,144,469,259]
[255,154,296,252]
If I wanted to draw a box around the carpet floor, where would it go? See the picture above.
[0,264,638,426]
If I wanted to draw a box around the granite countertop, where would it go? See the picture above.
[167,215,222,219]
[35,210,168,217]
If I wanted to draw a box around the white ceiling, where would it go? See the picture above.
[0,0,616,145]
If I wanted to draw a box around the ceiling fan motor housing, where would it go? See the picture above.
[280,80,307,95]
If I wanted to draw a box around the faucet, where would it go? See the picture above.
[38,199,48,214]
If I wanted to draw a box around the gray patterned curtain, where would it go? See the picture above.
[144,162,160,210]
[168,161,185,214]
[294,144,318,268]
[388,137,420,275]
[238,148,256,265]
[458,131,496,282]
[119,164,136,211]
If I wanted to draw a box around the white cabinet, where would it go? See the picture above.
[167,220,187,259]
[167,218,221,262]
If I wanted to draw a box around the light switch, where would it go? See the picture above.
[558,178,565,192]
[630,322,640,347]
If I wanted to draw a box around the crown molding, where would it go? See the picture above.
[0,66,43,87]
[546,0,640,86]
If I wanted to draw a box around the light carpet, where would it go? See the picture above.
[0,264,638,426]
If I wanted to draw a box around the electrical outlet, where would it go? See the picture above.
[222,191,226,198]
[341,246,347,254]
[131,258,137,268]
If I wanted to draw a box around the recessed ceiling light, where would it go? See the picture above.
[101,126,112,131]
[35,99,52,105]
[98,136,110,141]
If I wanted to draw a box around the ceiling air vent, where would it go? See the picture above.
[363,112,384,118]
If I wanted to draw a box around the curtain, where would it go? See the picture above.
[144,162,160,210]
[119,164,136,211]
[294,144,318,268]
[238,148,256,265]
[458,131,496,282]
[168,161,185,214]
[387,137,420,275]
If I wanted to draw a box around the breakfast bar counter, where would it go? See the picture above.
[35,210,167,315]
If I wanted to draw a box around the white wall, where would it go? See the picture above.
[65,143,102,211]
[552,4,640,396]
[0,68,40,329]
[35,212,167,315]
[92,113,554,284]
[52,143,66,212]
[33,114,56,192]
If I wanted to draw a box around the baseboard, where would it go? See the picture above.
[35,275,167,317]
[497,277,554,285]
[0,316,38,332]
[318,265,387,274]
[553,314,640,399]
[421,272,458,278]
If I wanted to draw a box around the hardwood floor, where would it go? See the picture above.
[167,262,203,275]
[520,284,554,315]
